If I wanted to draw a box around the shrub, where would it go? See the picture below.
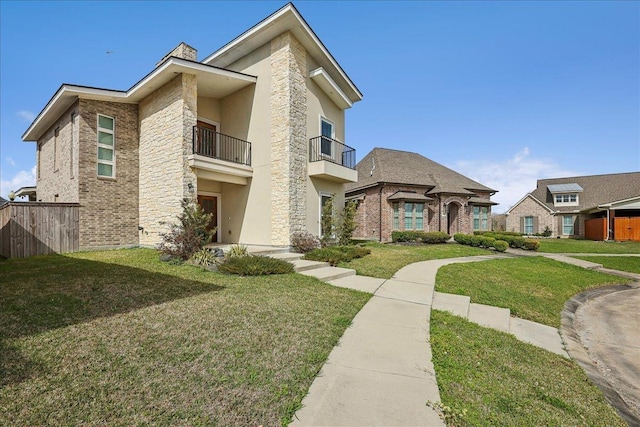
[321,195,335,246]
[291,231,321,253]
[158,199,214,260]
[188,248,218,268]
[422,232,451,244]
[493,240,508,252]
[522,239,540,251]
[304,245,371,266]
[217,255,294,276]
[226,244,249,258]
[454,233,471,245]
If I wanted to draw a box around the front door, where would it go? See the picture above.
[198,195,218,243]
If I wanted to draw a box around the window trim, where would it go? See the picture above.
[524,216,534,235]
[97,114,115,178]
[392,202,400,230]
[319,192,333,236]
[53,127,60,172]
[473,206,490,231]
[70,112,77,178]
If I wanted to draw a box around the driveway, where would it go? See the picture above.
[571,286,640,424]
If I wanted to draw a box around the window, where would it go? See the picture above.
[320,118,334,157]
[392,202,400,230]
[562,215,574,235]
[97,114,115,178]
[524,216,534,234]
[70,113,77,178]
[554,193,578,205]
[54,127,60,171]
[403,202,424,230]
[473,206,489,231]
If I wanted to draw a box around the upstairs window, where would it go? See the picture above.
[320,118,334,157]
[97,114,115,178]
[554,193,578,206]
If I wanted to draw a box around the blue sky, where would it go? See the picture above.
[1,1,638,212]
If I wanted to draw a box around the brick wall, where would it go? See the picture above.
[77,99,139,248]
[506,196,556,236]
[36,101,80,202]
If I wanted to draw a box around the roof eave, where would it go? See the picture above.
[201,3,362,104]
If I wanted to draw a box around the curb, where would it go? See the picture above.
[560,284,640,427]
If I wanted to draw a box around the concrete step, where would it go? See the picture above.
[510,317,568,357]
[269,252,303,261]
[248,246,292,256]
[291,259,329,272]
[468,303,511,333]
[432,292,471,318]
[299,266,356,282]
[329,276,386,293]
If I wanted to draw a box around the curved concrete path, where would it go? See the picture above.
[291,254,568,426]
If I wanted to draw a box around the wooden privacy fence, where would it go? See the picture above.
[614,217,640,241]
[585,217,607,241]
[0,202,79,258]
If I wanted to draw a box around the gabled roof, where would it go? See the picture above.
[346,148,496,195]
[530,172,640,212]
[505,193,554,215]
[23,58,256,141]
[202,3,362,105]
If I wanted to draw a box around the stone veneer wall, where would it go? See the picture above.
[270,31,308,245]
[77,99,139,248]
[138,73,197,246]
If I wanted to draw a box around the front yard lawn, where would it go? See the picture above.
[339,242,491,279]
[430,310,626,427]
[538,239,640,254]
[0,248,370,426]
[573,255,640,274]
[435,256,631,327]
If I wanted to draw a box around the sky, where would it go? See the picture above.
[1,1,638,212]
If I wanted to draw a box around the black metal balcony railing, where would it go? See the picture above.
[309,136,356,170]
[192,126,252,166]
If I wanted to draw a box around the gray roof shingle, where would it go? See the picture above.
[346,148,496,194]
[530,172,640,212]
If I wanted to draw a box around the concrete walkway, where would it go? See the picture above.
[290,254,572,426]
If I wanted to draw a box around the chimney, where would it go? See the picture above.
[156,42,197,67]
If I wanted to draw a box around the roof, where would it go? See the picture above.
[345,148,496,195]
[529,172,640,212]
[387,191,434,202]
[23,58,256,141]
[468,197,498,206]
[202,3,362,105]
[547,183,583,193]
[0,196,8,205]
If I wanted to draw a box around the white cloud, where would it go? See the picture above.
[451,148,580,214]
[17,110,36,122]
[1,166,36,200]
[6,157,16,166]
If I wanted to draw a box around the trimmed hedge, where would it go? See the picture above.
[455,233,538,252]
[303,245,371,266]
[217,255,295,276]
[392,231,451,244]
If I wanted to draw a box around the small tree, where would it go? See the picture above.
[158,199,214,260]
[321,195,335,246]
[337,199,357,245]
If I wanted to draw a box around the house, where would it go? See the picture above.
[505,172,640,241]
[21,3,362,250]
[344,148,497,242]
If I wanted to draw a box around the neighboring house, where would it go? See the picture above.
[345,148,498,242]
[21,3,362,249]
[505,172,640,241]
[0,196,7,206]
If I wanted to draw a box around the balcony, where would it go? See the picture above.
[308,136,357,183]
[188,126,253,185]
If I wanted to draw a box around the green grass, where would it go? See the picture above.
[538,239,640,254]
[573,255,640,274]
[435,256,630,327]
[0,248,370,426]
[338,242,491,279]
[430,310,626,427]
